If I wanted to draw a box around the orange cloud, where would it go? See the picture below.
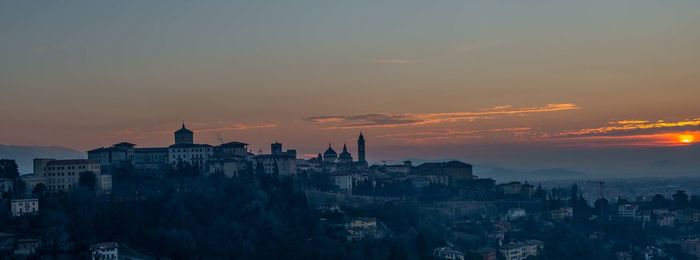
[306,103,580,129]
[558,118,700,136]
[378,128,532,144]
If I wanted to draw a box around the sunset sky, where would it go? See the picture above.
[1,1,699,176]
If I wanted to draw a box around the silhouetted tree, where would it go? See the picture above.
[0,159,19,180]
[79,171,97,190]
[33,183,47,195]
[651,194,671,209]
[672,190,689,209]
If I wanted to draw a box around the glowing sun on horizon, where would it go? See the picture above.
[678,134,695,144]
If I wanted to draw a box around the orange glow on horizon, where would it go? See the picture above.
[678,134,695,144]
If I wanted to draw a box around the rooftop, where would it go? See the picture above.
[46,159,98,166]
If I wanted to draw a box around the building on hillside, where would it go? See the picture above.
[11,198,39,217]
[656,212,676,227]
[617,204,638,218]
[31,159,111,193]
[500,240,544,260]
[252,143,297,176]
[90,242,118,260]
[385,161,413,174]
[415,161,473,184]
[337,144,353,163]
[345,218,382,241]
[331,172,354,192]
[681,238,700,258]
[506,208,526,220]
[14,238,41,257]
[433,247,465,260]
[0,232,16,251]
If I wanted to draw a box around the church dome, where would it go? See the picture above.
[323,145,337,156]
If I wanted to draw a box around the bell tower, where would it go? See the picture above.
[357,132,366,163]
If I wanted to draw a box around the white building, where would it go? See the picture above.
[433,247,465,260]
[32,159,111,193]
[90,242,118,260]
[500,240,544,260]
[506,208,526,220]
[11,198,39,217]
[618,204,638,218]
[168,144,213,173]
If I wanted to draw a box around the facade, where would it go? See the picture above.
[252,143,297,176]
[11,198,39,217]
[14,238,41,257]
[32,159,111,193]
[506,208,526,220]
[656,212,676,227]
[433,247,465,260]
[618,204,638,218]
[345,218,380,241]
[90,242,119,260]
[415,161,473,183]
[385,161,413,174]
[87,142,135,166]
[500,240,544,260]
[168,144,213,173]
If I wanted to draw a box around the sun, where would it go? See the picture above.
[678,134,695,144]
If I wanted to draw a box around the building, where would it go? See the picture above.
[90,242,119,260]
[168,143,213,173]
[322,145,338,163]
[506,208,526,220]
[345,218,381,241]
[433,247,465,260]
[415,161,473,183]
[174,123,194,145]
[331,173,354,192]
[550,207,573,220]
[87,142,135,166]
[385,161,413,174]
[500,240,544,260]
[32,159,111,193]
[358,132,366,163]
[681,238,700,258]
[252,143,297,176]
[337,144,353,163]
[618,204,638,218]
[11,198,39,217]
[14,238,41,257]
[0,232,16,252]
[656,212,676,227]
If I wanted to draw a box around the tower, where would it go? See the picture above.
[174,123,194,145]
[271,142,283,155]
[357,132,366,163]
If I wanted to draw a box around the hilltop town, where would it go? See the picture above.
[0,125,699,259]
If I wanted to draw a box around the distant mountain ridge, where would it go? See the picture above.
[475,166,587,182]
[0,144,85,174]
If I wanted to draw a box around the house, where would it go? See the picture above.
[345,218,381,241]
[14,238,41,257]
[90,242,119,260]
[499,240,544,260]
[617,204,638,218]
[506,208,526,220]
[0,232,16,252]
[681,238,700,257]
[656,212,676,227]
[11,198,39,217]
[550,207,573,220]
[433,246,465,260]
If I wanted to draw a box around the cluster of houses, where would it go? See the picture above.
[617,203,700,227]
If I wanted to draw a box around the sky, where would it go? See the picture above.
[1,1,699,176]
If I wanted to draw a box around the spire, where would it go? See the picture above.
[343,143,348,152]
